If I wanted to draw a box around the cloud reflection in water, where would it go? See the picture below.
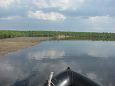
[28,49,65,60]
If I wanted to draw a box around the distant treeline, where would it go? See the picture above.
[0,30,115,41]
[0,30,55,38]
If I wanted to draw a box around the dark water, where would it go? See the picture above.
[0,40,115,86]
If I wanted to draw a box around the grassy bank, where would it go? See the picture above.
[0,30,115,41]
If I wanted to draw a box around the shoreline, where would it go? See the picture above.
[0,37,50,56]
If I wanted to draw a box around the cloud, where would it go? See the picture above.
[28,10,66,21]
[28,50,65,60]
[88,15,112,24]
[85,15,115,32]
[0,0,115,32]
[33,0,71,10]
[0,16,22,20]
[33,0,85,11]
[0,0,15,8]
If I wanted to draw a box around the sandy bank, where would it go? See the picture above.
[0,37,50,56]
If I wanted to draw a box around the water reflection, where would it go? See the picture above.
[28,49,65,60]
[0,41,115,86]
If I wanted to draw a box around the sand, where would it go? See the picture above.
[0,37,49,56]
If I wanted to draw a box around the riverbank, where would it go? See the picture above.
[0,37,50,56]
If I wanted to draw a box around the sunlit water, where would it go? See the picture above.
[0,40,115,86]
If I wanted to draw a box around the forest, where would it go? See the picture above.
[0,30,115,41]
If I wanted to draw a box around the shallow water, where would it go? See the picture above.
[0,40,115,86]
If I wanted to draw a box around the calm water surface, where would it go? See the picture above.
[0,40,115,86]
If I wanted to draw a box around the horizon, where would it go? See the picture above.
[0,29,115,33]
[0,0,115,32]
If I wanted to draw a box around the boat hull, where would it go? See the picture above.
[43,67,100,86]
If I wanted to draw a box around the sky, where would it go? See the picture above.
[0,0,115,32]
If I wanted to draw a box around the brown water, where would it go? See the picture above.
[0,40,115,86]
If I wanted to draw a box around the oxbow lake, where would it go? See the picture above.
[0,40,115,86]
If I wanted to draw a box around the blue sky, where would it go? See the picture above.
[0,0,115,32]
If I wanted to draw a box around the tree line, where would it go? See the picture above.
[0,30,115,41]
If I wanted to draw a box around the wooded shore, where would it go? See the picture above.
[0,30,115,56]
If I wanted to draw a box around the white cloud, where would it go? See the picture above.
[28,10,66,21]
[0,0,85,10]
[28,50,65,60]
[86,15,115,31]
[33,0,85,10]
[33,0,70,10]
[88,15,112,24]
[0,16,22,20]
[33,0,49,8]
[0,0,15,8]
[48,0,73,10]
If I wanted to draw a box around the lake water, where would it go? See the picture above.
[0,40,115,86]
